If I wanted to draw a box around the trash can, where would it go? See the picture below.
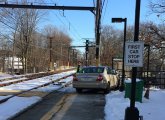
[124,79,144,103]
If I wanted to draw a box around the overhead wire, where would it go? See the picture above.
[0,19,71,58]
[0,8,17,22]
[48,0,91,44]
[101,0,108,23]
[93,0,96,7]
[1,0,89,44]
[0,37,72,59]
[101,0,106,13]
[52,12,83,42]
[0,15,74,58]
[42,0,82,41]
[0,19,17,31]
[58,10,83,40]
[0,31,79,59]
[0,0,86,56]
[0,2,80,62]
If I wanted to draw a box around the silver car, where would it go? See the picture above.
[72,66,119,93]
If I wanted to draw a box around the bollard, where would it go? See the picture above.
[139,115,143,120]
[124,107,139,120]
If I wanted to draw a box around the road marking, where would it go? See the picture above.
[40,93,77,120]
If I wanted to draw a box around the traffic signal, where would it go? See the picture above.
[86,40,89,52]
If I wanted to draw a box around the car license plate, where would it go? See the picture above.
[81,77,93,81]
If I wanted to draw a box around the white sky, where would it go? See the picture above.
[0,72,165,120]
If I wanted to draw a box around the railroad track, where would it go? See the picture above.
[0,69,76,104]
[0,68,75,87]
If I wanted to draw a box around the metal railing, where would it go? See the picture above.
[123,70,165,89]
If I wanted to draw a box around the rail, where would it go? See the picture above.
[0,68,76,87]
[0,72,75,104]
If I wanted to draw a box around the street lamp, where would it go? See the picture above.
[112,18,127,92]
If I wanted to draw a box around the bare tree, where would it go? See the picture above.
[149,0,165,19]
[139,22,165,71]
[42,25,72,69]
[0,0,46,73]
[100,25,122,66]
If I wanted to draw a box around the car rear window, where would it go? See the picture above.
[78,67,104,73]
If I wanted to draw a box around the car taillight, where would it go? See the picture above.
[73,74,78,81]
[97,74,103,81]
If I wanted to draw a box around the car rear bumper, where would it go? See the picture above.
[73,82,107,89]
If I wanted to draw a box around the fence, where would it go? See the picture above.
[123,70,165,89]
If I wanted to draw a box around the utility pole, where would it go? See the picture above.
[72,49,75,66]
[60,43,63,67]
[85,40,89,66]
[68,47,70,67]
[95,0,102,66]
[24,35,28,74]
[49,37,53,71]
[71,41,95,66]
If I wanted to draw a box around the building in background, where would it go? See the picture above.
[5,57,23,74]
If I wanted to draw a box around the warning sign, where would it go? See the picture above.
[125,41,144,67]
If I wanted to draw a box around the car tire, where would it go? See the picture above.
[104,83,110,94]
[76,88,82,93]
[116,78,120,90]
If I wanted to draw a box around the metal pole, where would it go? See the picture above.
[11,34,16,75]
[68,47,70,67]
[120,18,127,91]
[86,41,87,66]
[85,40,89,66]
[95,0,101,66]
[130,0,141,109]
[25,35,28,74]
[144,45,150,99]
[49,37,52,71]
[0,4,95,11]
[112,57,114,69]
[61,44,63,67]
[125,0,141,120]
[147,46,150,82]
[72,49,75,66]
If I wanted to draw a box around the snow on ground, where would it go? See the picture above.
[0,72,165,120]
[105,89,165,120]
[0,70,75,91]
[0,73,20,80]
[0,96,41,120]
[0,71,75,120]
[36,76,73,92]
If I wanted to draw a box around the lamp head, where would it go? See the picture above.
[112,18,126,23]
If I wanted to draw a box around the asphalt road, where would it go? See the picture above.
[12,89,105,120]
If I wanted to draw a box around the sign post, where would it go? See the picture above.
[125,1,141,120]
[125,42,144,120]
[125,41,144,67]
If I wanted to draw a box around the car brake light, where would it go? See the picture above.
[73,74,78,81]
[97,74,103,81]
